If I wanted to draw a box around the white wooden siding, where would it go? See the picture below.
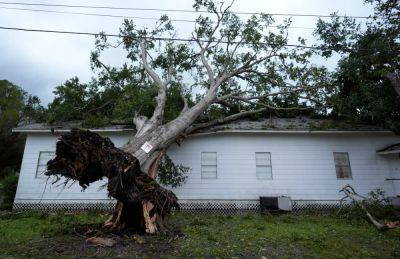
[14,132,400,203]
[14,133,132,202]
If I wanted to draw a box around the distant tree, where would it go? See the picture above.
[314,0,400,132]
[0,80,45,178]
[22,95,46,123]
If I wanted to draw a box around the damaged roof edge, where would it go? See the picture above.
[189,129,394,136]
[12,118,394,134]
[12,128,394,135]
[12,128,136,133]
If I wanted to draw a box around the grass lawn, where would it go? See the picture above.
[1,211,400,258]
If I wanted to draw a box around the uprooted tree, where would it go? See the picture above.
[45,0,329,234]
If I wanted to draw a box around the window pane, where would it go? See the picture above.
[201,152,217,165]
[255,152,272,179]
[334,152,350,166]
[36,165,47,176]
[201,152,217,179]
[255,152,271,166]
[333,152,352,179]
[36,151,55,178]
[336,166,352,179]
[256,165,272,179]
[201,171,217,179]
[201,165,217,173]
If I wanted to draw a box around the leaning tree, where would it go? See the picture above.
[46,0,329,234]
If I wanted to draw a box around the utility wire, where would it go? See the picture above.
[0,6,197,23]
[0,25,366,51]
[0,6,316,30]
[0,1,371,19]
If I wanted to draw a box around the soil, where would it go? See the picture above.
[24,223,179,258]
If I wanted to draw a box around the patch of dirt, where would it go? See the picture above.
[26,224,180,258]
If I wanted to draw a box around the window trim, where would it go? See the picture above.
[255,152,273,180]
[333,152,353,180]
[35,151,55,179]
[201,152,217,179]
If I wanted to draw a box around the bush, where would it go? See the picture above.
[157,155,189,188]
[0,167,17,180]
[0,174,19,210]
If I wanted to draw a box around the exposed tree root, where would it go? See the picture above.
[46,129,179,234]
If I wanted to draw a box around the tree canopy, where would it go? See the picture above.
[45,0,334,129]
[35,0,400,135]
[314,0,400,132]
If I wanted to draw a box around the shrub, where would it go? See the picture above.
[0,167,17,180]
[0,174,19,210]
[157,155,189,188]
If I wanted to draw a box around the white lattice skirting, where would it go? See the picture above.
[13,199,345,213]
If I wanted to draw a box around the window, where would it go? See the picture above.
[201,152,217,179]
[255,152,272,179]
[36,151,55,178]
[333,152,352,179]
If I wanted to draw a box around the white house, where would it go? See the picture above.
[12,118,400,211]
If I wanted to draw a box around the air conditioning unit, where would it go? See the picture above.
[260,196,292,213]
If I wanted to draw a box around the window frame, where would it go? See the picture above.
[255,152,273,180]
[201,152,217,179]
[333,152,353,180]
[35,151,55,179]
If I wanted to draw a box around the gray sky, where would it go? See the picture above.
[0,0,373,104]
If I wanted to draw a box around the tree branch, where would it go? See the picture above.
[180,92,189,114]
[133,114,149,135]
[140,41,167,126]
[216,86,309,102]
[219,53,280,83]
[193,1,233,86]
[230,95,310,111]
[185,107,268,134]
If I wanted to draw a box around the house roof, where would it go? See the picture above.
[12,121,135,133]
[196,117,389,134]
[12,117,392,135]
[377,143,400,155]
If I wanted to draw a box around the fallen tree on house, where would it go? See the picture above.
[44,0,329,234]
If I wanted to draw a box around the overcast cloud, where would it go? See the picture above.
[0,0,373,104]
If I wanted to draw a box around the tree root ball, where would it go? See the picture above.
[46,129,179,233]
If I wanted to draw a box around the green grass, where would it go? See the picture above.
[1,211,400,258]
[0,211,108,243]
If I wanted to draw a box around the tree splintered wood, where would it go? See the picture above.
[46,129,179,234]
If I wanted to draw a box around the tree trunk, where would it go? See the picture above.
[46,129,179,234]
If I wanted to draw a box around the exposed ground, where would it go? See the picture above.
[1,211,400,258]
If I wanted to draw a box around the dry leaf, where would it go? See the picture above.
[133,235,146,244]
[85,237,116,247]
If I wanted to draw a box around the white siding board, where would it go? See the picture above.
[167,133,400,200]
[14,131,400,204]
